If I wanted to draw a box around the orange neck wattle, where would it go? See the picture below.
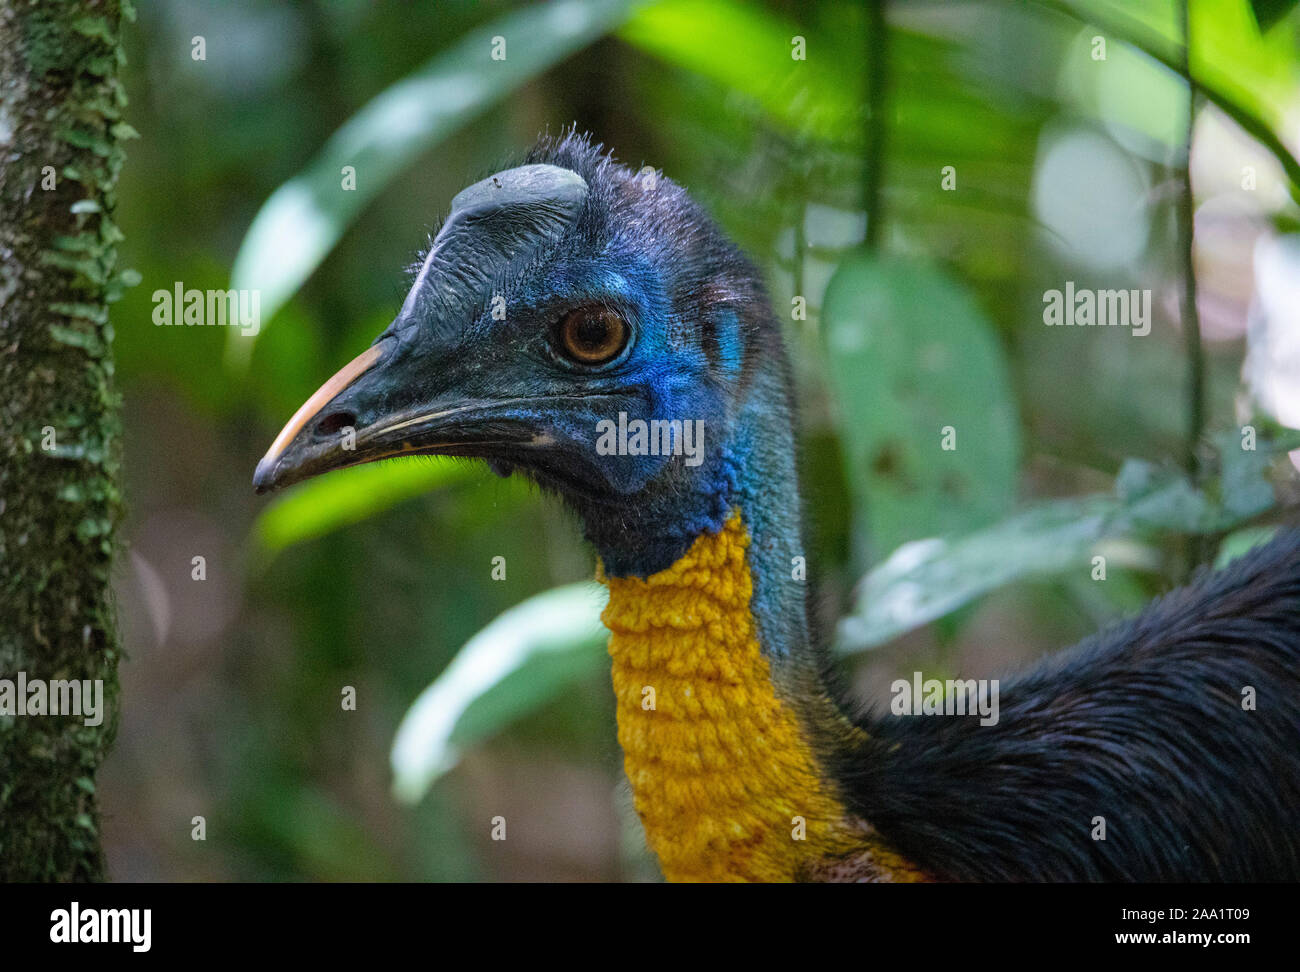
[600,511,917,881]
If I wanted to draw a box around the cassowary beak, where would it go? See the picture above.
[252,331,534,494]
[252,340,391,493]
[251,332,503,494]
[251,329,552,494]
[254,161,591,495]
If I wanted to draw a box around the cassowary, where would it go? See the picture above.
[253,132,1300,882]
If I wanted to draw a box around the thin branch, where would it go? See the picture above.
[864,0,889,250]
[793,200,807,307]
[1177,0,1205,480]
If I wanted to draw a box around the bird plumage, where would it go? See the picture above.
[255,130,1300,882]
[832,531,1300,881]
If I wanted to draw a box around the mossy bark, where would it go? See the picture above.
[0,0,133,881]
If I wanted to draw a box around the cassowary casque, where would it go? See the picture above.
[255,132,1300,882]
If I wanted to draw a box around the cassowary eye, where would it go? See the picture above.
[556,306,628,366]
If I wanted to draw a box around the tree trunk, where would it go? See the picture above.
[0,0,131,881]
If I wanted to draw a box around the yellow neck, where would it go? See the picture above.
[600,511,914,882]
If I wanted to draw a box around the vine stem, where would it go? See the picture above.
[1178,0,1205,482]
[864,0,889,250]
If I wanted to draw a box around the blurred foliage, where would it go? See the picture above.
[838,426,1300,652]
[821,254,1021,564]
[391,582,610,803]
[104,0,1300,880]
[253,458,473,558]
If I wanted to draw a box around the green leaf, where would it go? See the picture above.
[1114,459,1219,533]
[390,582,609,804]
[1248,0,1299,32]
[821,253,1021,565]
[72,16,115,43]
[252,458,471,557]
[835,494,1138,653]
[836,428,1300,653]
[228,0,636,363]
[1039,0,1300,196]
[1217,429,1285,521]
[1215,525,1279,568]
[619,0,857,139]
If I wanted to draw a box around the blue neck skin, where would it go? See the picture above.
[581,365,811,663]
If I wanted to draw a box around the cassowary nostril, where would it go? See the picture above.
[316,410,356,437]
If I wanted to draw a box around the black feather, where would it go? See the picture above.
[827,532,1300,881]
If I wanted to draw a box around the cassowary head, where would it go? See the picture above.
[254,133,792,575]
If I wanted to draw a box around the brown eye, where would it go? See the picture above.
[557,306,629,365]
